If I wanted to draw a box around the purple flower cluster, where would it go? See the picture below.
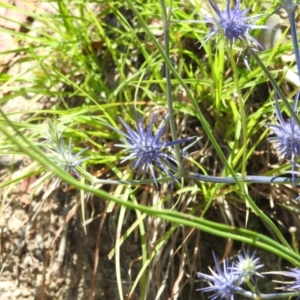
[202,0,267,47]
[107,109,193,186]
[197,253,239,300]
[198,252,300,299]
[197,251,262,299]
[267,96,300,178]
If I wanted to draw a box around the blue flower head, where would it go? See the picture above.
[267,96,300,182]
[230,250,263,282]
[109,109,193,186]
[203,0,267,47]
[197,253,241,300]
[267,117,300,159]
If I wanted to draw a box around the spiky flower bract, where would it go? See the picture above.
[267,118,300,159]
[202,0,267,46]
[230,250,263,282]
[280,269,300,291]
[108,109,193,186]
[197,253,241,300]
[270,268,300,291]
[267,95,300,183]
[42,121,88,180]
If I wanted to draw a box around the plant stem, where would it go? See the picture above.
[283,0,300,109]
[159,0,182,171]
[250,48,300,127]
[227,46,247,191]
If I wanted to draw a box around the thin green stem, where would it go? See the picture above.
[250,48,300,127]
[259,291,300,299]
[215,40,224,115]
[159,0,182,169]
[236,290,300,299]
[77,166,300,186]
[227,47,247,191]
[283,0,300,109]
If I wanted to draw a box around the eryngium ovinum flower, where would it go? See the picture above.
[267,117,300,159]
[267,96,300,182]
[202,0,267,46]
[108,109,193,186]
[230,250,263,282]
[42,122,88,182]
[197,253,242,300]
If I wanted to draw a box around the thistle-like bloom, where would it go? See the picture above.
[197,253,241,300]
[230,250,263,282]
[267,117,300,159]
[108,109,193,186]
[266,95,300,182]
[202,0,267,46]
[42,122,88,180]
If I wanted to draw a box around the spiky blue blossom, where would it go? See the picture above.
[202,0,267,46]
[230,250,263,282]
[197,253,242,300]
[108,109,193,186]
[267,117,300,159]
[266,95,300,183]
